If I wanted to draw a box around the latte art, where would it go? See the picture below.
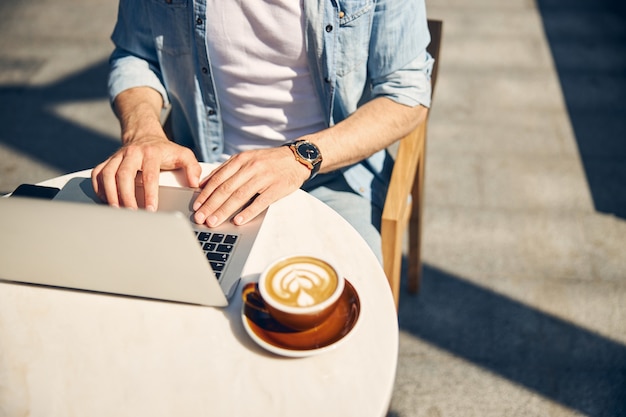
[265,259,338,308]
[256,256,344,330]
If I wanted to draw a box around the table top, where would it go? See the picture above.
[0,165,399,417]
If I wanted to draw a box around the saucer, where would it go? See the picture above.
[242,279,360,358]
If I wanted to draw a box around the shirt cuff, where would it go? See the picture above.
[108,54,170,108]
[373,51,434,109]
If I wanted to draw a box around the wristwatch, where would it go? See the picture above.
[285,140,323,180]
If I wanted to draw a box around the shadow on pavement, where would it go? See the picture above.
[537,0,626,219]
[0,59,119,181]
[397,264,626,416]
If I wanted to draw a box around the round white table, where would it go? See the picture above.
[0,164,398,417]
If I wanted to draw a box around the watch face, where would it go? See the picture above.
[296,142,320,161]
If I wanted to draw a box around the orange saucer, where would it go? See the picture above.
[242,280,360,357]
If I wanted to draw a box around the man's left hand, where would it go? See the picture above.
[192,146,311,227]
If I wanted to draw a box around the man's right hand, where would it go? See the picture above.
[91,136,202,212]
[91,87,201,212]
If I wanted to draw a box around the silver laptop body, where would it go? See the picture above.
[0,178,266,306]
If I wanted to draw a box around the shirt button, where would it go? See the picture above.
[325,24,333,32]
[201,67,208,74]
[196,17,203,25]
[339,11,345,18]
[207,109,216,116]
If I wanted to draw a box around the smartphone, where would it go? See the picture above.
[10,184,60,200]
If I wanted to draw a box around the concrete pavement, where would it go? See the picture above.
[1,1,624,416]
[392,1,626,416]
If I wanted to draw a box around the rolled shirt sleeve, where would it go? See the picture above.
[107,1,170,108]
[367,0,434,109]
[371,49,434,109]
[108,51,170,108]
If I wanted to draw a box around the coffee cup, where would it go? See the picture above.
[242,255,344,331]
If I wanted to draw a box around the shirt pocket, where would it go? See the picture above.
[148,0,192,56]
[336,0,374,77]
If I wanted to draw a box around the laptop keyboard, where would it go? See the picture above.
[195,231,239,281]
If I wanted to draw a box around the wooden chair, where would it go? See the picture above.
[381,19,443,309]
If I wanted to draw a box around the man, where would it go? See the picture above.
[92,0,434,261]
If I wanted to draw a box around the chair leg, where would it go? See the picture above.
[381,218,403,310]
[407,215,422,293]
[407,137,426,294]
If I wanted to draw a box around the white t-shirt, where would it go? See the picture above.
[205,0,327,157]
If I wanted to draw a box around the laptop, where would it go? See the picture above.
[0,178,267,306]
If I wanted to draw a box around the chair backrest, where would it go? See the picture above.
[380,18,443,307]
[426,19,443,98]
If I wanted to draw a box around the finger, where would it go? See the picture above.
[91,162,107,203]
[158,145,201,189]
[192,158,240,211]
[184,160,202,189]
[195,173,260,227]
[175,148,202,188]
[115,150,144,209]
[231,192,273,226]
[98,156,124,208]
[140,157,161,212]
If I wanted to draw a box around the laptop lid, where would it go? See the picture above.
[0,196,228,306]
[51,177,266,300]
[0,179,266,306]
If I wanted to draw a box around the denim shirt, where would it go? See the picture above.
[108,0,433,210]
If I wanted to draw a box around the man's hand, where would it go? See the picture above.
[192,145,310,227]
[92,87,202,211]
[91,136,202,211]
